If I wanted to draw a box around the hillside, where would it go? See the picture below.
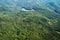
[0,0,60,40]
[0,10,60,40]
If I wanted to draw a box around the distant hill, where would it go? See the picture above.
[0,0,60,13]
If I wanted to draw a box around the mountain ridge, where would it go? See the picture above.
[0,0,60,14]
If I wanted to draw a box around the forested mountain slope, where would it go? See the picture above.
[0,0,60,40]
[0,10,60,40]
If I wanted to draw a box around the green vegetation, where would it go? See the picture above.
[0,10,60,40]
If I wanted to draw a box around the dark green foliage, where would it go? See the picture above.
[0,10,60,40]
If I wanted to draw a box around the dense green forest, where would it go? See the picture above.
[0,0,60,40]
[0,10,60,40]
